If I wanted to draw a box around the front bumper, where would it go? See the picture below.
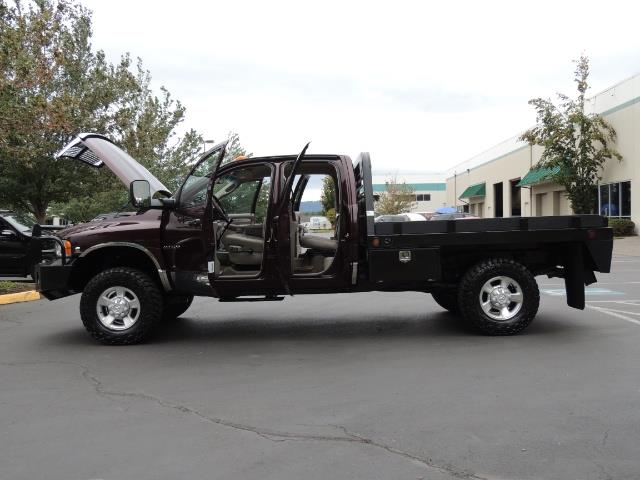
[35,261,75,300]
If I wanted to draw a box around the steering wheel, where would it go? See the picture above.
[211,195,230,223]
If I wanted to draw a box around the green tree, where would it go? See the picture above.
[0,0,202,222]
[320,176,335,214]
[519,56,622,214]
[375,177,415,215]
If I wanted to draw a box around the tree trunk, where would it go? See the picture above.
[31,202,48,224]
[34,210,47,224]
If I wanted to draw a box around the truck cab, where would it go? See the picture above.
[163,141,359,299]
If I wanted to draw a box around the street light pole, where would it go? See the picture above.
[202,139,215,152]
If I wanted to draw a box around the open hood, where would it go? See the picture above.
[56,133,171,197]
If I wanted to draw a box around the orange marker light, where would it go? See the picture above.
[63,240,72,257]
[371,237,380,248]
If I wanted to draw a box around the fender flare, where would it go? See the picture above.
[79,242,172,292]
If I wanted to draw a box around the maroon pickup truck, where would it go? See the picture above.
[34,133,613,345]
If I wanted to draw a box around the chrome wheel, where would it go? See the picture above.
[96,286,141,331]
[479,276,523,321]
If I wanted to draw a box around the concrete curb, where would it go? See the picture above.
[0,290,41,305]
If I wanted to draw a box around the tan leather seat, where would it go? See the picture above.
[299,234,337,252]
[223,232,264,266]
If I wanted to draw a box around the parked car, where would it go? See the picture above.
[375,213,426,222]
[33,133,613,345]
[0,210,59,278]
[430,212,478,220]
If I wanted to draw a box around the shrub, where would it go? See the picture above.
[608,218,635,236]
[325,208,336,226]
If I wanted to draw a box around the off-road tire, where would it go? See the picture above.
[431,289,459,313]
[458,258,539,335]
[80,267,163,345]
[162,295,194,321]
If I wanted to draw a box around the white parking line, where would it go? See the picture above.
[587,299,640,304]
[539,282,640,287]
[586,305,640,326]
[590,306,640,316]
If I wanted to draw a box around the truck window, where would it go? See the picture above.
[179,148,226,209]
[289,165,339,275]
[212,164,273,277]
[216,165,272,222]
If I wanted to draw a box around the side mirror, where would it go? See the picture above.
[0,229,17,239]
[129,180,152,209]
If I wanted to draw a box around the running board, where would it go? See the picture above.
[219,296,285,302]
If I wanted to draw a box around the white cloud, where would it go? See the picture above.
[83,0,640,172]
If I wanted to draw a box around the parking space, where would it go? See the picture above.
[1,253,639,480]
[540,254,640,327]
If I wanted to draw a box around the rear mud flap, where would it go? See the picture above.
[563,246,595,310]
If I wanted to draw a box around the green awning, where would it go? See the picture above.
[517,165,561,186]
[459,183,486,199]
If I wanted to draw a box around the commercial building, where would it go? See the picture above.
[445,74,639,227]
[372,182,447,215]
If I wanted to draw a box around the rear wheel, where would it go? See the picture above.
[162,295,194,321]
[80,267,163,345]
[431,289,459,313]
[458,258,539,335]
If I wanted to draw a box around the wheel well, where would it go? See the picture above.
[441,247,556,283]
[69,246,164,292]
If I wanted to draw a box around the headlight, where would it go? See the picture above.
[54,240,72,258]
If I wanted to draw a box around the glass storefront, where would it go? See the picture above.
[599,181,631,217]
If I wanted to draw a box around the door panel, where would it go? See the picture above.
[273,155,355,293]
[204,162,276,297]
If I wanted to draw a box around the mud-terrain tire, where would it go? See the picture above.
[431,289,459,313]
[458,258,539,335]
[80,267,163,345]
[162,295,194,321]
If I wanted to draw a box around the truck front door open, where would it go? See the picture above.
[162,141,228,294]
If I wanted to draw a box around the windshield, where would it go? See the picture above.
[3,212,37,233]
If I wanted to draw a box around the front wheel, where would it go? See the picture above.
[80,267,163,345]
[458,259,539,335]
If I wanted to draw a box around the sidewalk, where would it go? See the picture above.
[613,236,640,257]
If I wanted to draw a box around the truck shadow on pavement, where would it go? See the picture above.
[146,311,577,344]
[39,312,580,347]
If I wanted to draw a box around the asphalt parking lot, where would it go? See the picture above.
[2,252,640,480]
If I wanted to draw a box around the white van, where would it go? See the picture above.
[308,216,332,230]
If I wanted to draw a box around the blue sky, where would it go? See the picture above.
[83,0,640,176]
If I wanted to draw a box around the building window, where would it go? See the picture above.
[510,179,521,216]
[415,194,431,202]
[599,181,631,217]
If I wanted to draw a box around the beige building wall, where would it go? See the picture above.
[529,182,573,216]
[445,74,640,227]
[411,190,447,213]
